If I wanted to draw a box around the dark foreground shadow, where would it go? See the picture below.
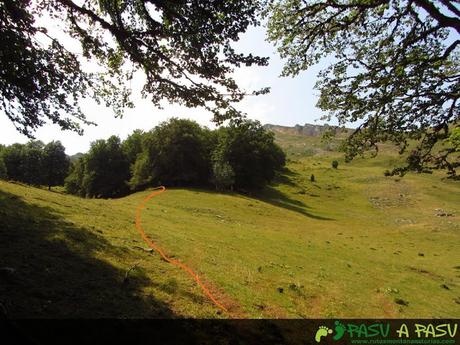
[0,190,175,318]
[0,189,325,344]
[2,319,315,345]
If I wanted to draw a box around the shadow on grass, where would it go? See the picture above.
[182,183,332,221]
[254,186,333,221]
[0,187,314,344]
[0,190,175,318]
[252,168,333,220]
[167,168,332,221]
[271,167,299,187]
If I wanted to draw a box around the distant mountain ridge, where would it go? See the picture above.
[69,152,84,162]
[264,123,350,137]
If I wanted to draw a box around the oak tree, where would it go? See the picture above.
[1,0,268,137]
[266,0,460,177]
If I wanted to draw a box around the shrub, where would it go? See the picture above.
[332,160,339,169]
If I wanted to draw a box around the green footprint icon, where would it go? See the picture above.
[333,321,346,341]
[315,326,333,343]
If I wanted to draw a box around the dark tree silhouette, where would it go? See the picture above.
[43,141,70,190]
[0,0,268,137]
[130,118,215,188]
[84,136,130,198]
[213,119,286,189]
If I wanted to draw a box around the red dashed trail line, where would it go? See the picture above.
[134,186,228,314]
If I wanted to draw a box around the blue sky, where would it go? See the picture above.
[0,25,330,155]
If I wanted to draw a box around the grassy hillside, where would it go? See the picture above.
[1,131,459,318]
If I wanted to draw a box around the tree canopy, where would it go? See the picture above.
[265,0,460,177]
[0,140,69,187]
[42,141,70,190]
[63,118,285,197]
[0,0,268,137]
[122,129,145,167]
[65,136,130,198]
[213,119,286,189]
[129,118,215,188]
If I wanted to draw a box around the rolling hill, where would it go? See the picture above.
[0,127,459,318]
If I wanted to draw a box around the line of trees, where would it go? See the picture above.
[65,118,285,198]
[0,118,285,198]
[0,141,69,190]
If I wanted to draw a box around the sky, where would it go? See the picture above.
[0,24,330,155]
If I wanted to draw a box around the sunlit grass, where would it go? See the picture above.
[0,133,459,318]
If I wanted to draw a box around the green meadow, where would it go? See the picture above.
[1,130,459,318]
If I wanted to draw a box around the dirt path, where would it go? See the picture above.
[135,186,230,315]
